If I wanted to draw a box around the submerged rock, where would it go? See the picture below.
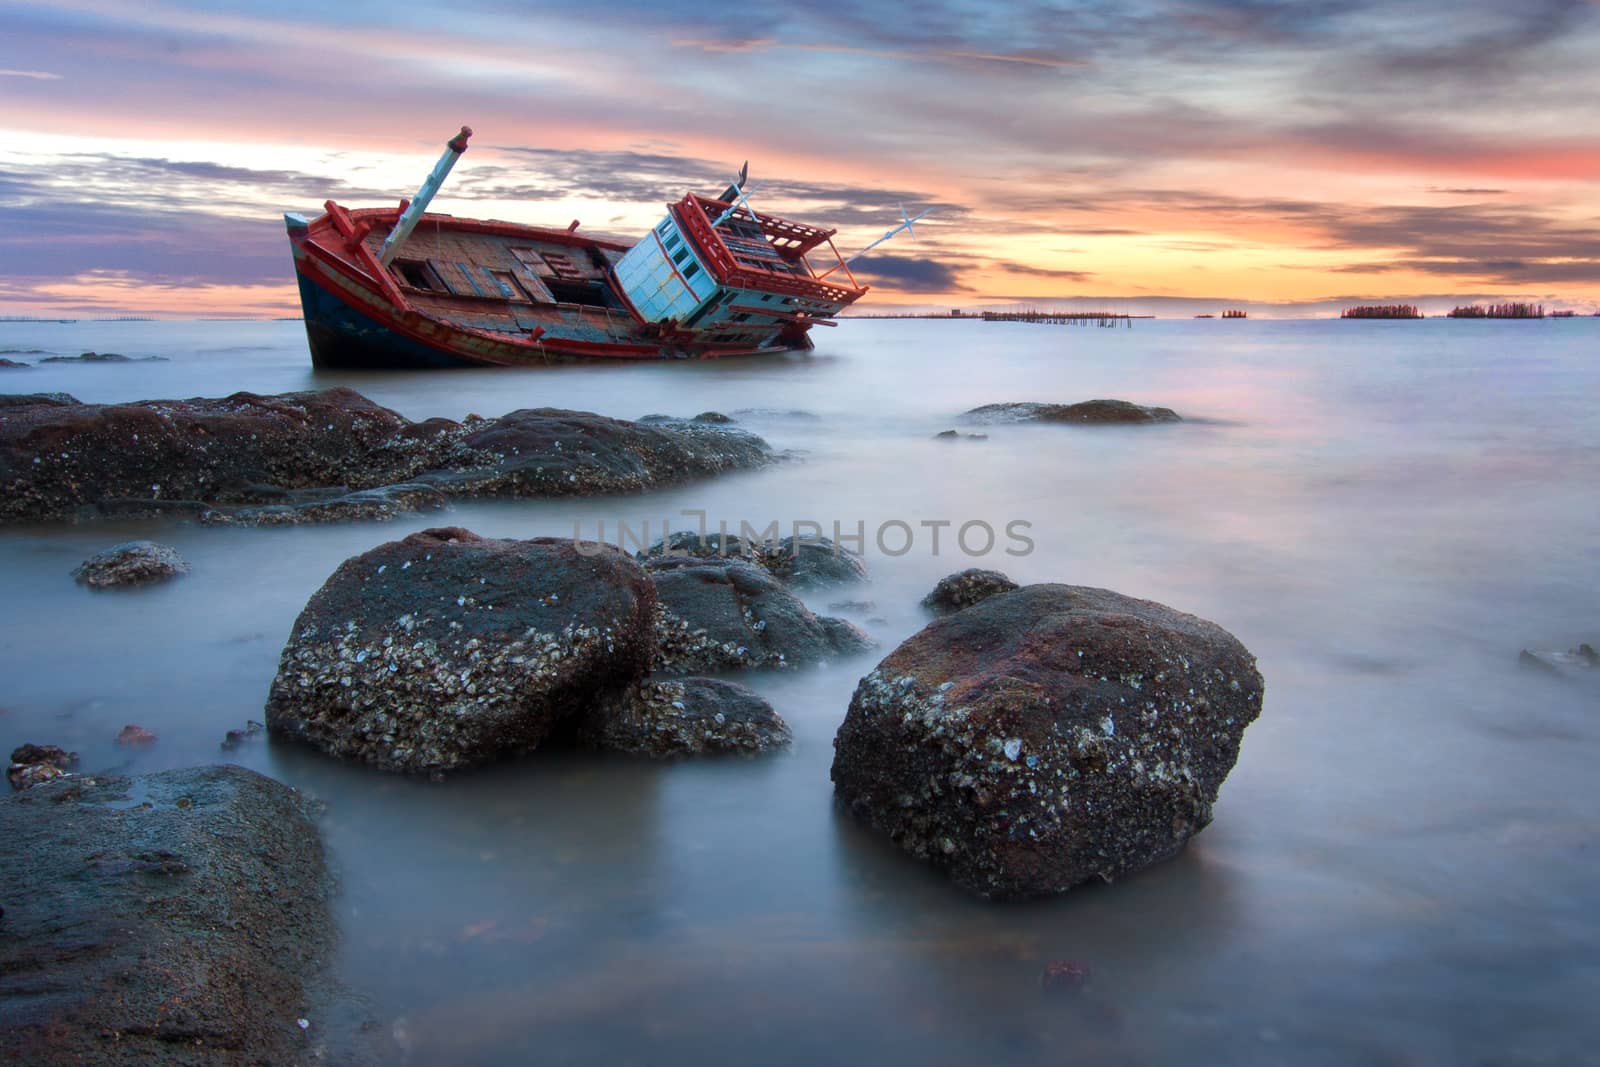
[0,389,774,525]
[646,555,874,674]
[963,400,1181,425]
[572,677,792,756]
[7,743,78,791]
[0,359,29,369]
[922,568,1020,616]
[37,351,167,363]
[265,527,657,774]
[115,724,158,747]
[0,766,335,1064]
[71,540,189,588]
[1519,643,1599,677]
[831,584,1263,899]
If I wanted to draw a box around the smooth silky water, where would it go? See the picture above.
[1,318,1596,1064]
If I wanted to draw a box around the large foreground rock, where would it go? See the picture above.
[832,584,1263,898]
[571,677,792,756]
[646,555,874,674]
[0,389,773,525]
[0,766,334,1064]
[963,400,1180,424]
[266,527,657,773]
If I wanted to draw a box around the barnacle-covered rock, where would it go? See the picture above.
[71,540,189,588]
[921,568,1019,616]
[572,677,791,757]
[0,390,773,525]
[831,584,1263,899]
[265,527,657,773]
[0,766,338,1063]
[644,556,874,674]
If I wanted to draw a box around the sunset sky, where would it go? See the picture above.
[2,0,1598,317]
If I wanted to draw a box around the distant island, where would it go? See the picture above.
[1447,303,1544,319]
[1342,304,1421,319]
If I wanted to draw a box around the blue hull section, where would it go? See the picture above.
[295,270,478,370]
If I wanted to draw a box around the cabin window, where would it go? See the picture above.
[683,262,701,280]
[656,220,671,235]
[671,247,691,267]
[393,259,444,292]
[664,232,682,252]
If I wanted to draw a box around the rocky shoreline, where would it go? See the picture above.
[2,377,1275,1054]
[0,387,773,525]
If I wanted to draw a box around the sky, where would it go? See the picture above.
[1,0,1597,318]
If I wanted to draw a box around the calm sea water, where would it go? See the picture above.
[2,318,1597,1065]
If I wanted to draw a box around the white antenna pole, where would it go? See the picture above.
[818,203,932,278]
[380,126,472,267]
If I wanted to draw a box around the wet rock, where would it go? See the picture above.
[265,527,658,774]
[693,411,735,424]
[638,531,869,590]
[7,744,78,792]
[115,724,158,747]
[831,584,1264,899]
[220,720,266,752]
[0,766,336,1064]
[766,535,870,589]
[1519,643,1599,677]
[0,359,29,369]
[1,387,416,525]
[646,555,875,674]
[828,599,879,613]
[420,408,771,499]
[2,390,773,525]
[571,677,792,756]
[935,429,960,439]
[71,540,189,587]
[38,351,167,363]
[0,392,78,408]
[963,400,1181,425]
[922,568,1020,616]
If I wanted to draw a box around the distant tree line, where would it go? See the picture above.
[1341,304,1422,319]
[1447,303,1544,319]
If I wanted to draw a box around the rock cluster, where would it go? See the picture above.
[0,388,773,525]
[263,524,874,771]
[832,582,1263,898]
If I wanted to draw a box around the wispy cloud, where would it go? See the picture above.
[0,69,62,80]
